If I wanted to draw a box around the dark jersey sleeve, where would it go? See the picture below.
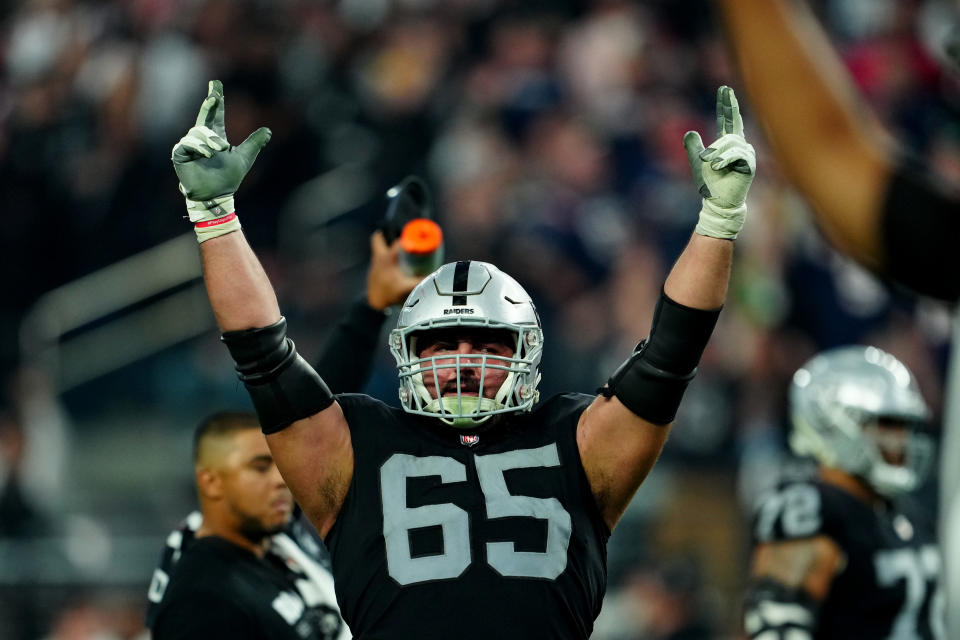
[313,297,390,393]
[152,591,255,640]
[881,159,960,302]
[145,513,201,628]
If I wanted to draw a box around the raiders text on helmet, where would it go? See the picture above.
[389,261,543,428]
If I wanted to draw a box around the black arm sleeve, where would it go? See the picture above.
[314,297,390,394]
[882,160,960,302]
[600,290,721,424]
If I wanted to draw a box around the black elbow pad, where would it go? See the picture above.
[603,344,697,424]
[600,290,721,424]
[222,318,335,434]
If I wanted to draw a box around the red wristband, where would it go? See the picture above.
[195,213,237,229]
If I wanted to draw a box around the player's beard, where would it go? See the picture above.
[236,513,287,544]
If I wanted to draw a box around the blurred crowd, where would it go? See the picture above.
[1,0,959,638]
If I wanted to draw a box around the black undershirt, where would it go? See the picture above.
[882,161,960,302]
[314,297,390,393]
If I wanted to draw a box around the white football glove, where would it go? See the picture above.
[171,80,271,243]
[683,85,756,240]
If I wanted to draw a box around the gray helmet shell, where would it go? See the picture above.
[789,345,932,496]
[389,261,544,428]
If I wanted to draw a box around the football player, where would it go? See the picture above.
[715,0,960,634]
[744,346,943,639]
[168,79,755,638]
[146,412,347,640]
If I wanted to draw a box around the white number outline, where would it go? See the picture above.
[379,444,572,585]
[475,444,572,579]
[755,484,822,541]
[381,454,472,586]
[874,545,944,640]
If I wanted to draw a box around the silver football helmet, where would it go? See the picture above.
[389,261,543,428]
[789,345,933,496]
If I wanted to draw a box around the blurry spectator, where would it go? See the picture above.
[0,411,48,537]
[594,555,718,640]
[0,367,71,532]
[624,558,716,640]
[41,599,120,640]
[34,591,149,640]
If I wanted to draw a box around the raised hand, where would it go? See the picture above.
[366,231,426,311]
[172,80,272,242]
[683,86,756,240]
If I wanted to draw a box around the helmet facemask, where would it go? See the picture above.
[860,418,934,496]
[389,261,544,429]
[392,321,542,428]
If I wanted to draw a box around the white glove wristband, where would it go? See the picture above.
[695,199,746,240]
[185,194,241,243]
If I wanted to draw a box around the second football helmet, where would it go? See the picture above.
[789,345,933,496]
[389,261,543,428]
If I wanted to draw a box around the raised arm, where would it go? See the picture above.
[173,81,353,537]
[201,232,281,330]
[577,86,753,530]
[718,5,960,634]
[716,0,895,271]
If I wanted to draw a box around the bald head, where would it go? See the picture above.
[193,411,261,469]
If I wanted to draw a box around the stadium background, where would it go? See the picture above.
[0,0,958,637]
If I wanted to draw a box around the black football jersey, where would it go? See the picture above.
[326,392,610,639]
[147,514,346,640]
[751,478,944,640]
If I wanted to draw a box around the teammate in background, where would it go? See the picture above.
[167,80,756,638]
[147,230,414,638]
[715,0,960,634]
[745,346,943,639]
[314,229,423,394]
[146,412,347,640]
